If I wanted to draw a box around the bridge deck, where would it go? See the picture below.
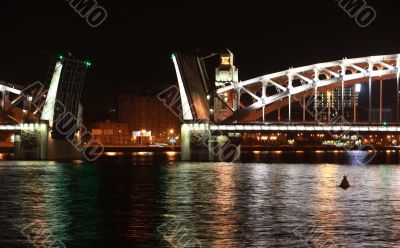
[209,123,400,132]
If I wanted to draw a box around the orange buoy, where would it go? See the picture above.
[340,176,351,189]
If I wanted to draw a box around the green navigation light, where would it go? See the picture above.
[83,61,92,68]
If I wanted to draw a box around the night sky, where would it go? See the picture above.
[0,0,398,122]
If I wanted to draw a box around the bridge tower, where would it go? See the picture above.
[214,51,239,123]
[172,52,241,162]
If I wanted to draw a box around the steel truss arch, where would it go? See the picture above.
[217,54,400,123]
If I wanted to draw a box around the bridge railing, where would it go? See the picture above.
[244,121,400,126]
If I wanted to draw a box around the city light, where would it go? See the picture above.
[356,84,362,93]
[105,152,118,157]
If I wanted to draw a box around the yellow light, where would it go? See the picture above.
[169,129,175,134]
[73,160,84,165]
[166,151,177,157]
[221,56,230,65]
[105,152,118,157]
[270,136,277,141]
[137,152,153,156]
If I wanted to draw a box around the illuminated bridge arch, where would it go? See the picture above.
[217,54,400,124]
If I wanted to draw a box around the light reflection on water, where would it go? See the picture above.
[1,153,400,247]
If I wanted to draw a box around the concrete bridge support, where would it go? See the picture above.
[14,123,48,160]
[14,122,84,160]
[181,123,241,162]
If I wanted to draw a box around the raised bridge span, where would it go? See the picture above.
[0,55,91,160]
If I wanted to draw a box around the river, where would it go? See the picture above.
[0,151,400,247]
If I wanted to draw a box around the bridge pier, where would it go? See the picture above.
[14,122,48,160]
[13,121,84,160]
[181,123,241,162]
[397,73,399,122]
[380,79,383,124]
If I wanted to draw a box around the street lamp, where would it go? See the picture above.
[168,129,176,146]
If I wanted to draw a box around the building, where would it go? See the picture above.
[315,85,360,122]
[91,120,130,145]
[118,89,181,142]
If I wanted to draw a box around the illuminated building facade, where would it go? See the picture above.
[315,85,360,122]
[91,120,130,145]
[118,93,181,140]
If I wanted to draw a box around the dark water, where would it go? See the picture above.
[1,151,400,247]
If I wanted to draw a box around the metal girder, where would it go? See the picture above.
[321,68,340,78]
[218,54,400,123]
[241,86,262,103]
[0,84,21,95]
[348,64,367,73]
[293,73,313,84]
[267,79,286,92]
